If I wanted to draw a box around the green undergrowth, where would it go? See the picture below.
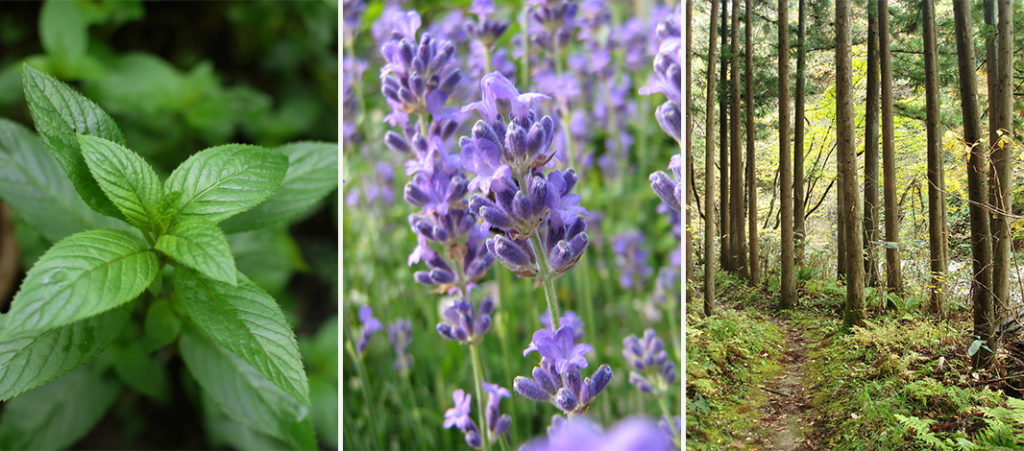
[686,270,785,448]
[794,277,1024,450]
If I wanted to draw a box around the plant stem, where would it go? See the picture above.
[530,232,562,330]
[346,341,382,450]
[483,43,493,74]
[656,395,679,443]
[469,342,491,451]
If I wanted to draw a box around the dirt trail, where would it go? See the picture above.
[757,322,815,450]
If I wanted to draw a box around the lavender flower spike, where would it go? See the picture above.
[356,305,382,354]
[436,296,494,345]
[388,319,414,373]
[522,326,592,373]
[482,380,512,436]
[521,416,674,451]
[649,154,682,211]
[622,329,677,394]
[539,309,584,340]
[444,389,483,449]
[639,7,682,143]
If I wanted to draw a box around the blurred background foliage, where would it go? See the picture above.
[0,1,339,448]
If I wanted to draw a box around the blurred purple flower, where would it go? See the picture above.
[521,416,674,451]
[622,328,676,394]
[482,380,512,436]
[356,305,382,354]
[388,319,414,373]
[613,229,651,291]
[436,296,494,344]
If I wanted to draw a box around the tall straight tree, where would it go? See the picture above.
[685,0,694,302]
[991,0,1014,329]
[923,0,948,317]
[863,0,881,286]
[878,0,902,295]
[730,0,746,277]
[745,0,759,284]
[779,0,796,308]
[952,0,995,370]
[837,0,865,327]
[705,0,721,316]
[719,0,732,271]
[793,0,807,264]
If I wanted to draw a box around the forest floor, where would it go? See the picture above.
[687,268,1024,450]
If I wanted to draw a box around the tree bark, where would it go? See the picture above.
[952,0,995,370]
[745,0,759,285]
[923,0,947,318]
[779,0,796,308]
[705,0,721,316]
[719,0,732,272]
[793,0,807,265]
[990,0,1014,334]
[837,0,865,327]
[685,0,694,306]
[730,0,747,278]
[878,0,902,295]
[864,0,881,287]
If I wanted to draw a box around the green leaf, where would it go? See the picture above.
[39,1,88,64]
[156,218,236,285]
[0,307,129,400]
[173,267,309,404]
[111,341,169,403]
[0,229,159,338]
[22,64,127,219]
[201,391,292,451]
[142,299,181,352]
[0,365,121,450]
[230,228,305,294]
[163,144,287,225]
[0,118,125,242]
[179,328,316,450]
[77,134,163,230]
[222,142,338,232]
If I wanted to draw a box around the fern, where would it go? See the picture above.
[896,414,949,450]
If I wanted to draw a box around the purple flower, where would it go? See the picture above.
[527,0,578,52]
[639,8,682,143]
[388,319,414,372]
[436,296,494,344]
[659,415,681,446]
[513,357,611,415]
[622,329,676,393]
[612,229,651,291]
[521,416,674,451]
[463,72,549,126]
[380,15,461,118]
[539,309,584,340]
[544,169,585,226]
[482,380,512,436]
[356,305,382,354]
[522,326,592,373]
[443,389,473,429]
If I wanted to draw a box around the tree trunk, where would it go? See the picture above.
[685,0,694,306]
[990,0,1014,335]
[730,0,746,278]
[923,0,947,318]
[837,0,865,327]
[705,0,721,316]
[952,0,995,370]
[779,0,796,308]
[878,0,902,295]
[719,0,732,272]
[864,0,881,287]
[746,0,759,285]
[793,0,807,265]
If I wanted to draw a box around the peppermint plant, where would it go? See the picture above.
[0,65,337,449]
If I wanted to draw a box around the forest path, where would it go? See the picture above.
[758,318,815,450]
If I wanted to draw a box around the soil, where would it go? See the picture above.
[757,320,815,451]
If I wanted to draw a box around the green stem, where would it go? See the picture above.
[656,395,679,444]
[469,342,490,451]
[530,232,562,330]
[346,341,382,450]
[579,253,596,340]
[483,43,493,74]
